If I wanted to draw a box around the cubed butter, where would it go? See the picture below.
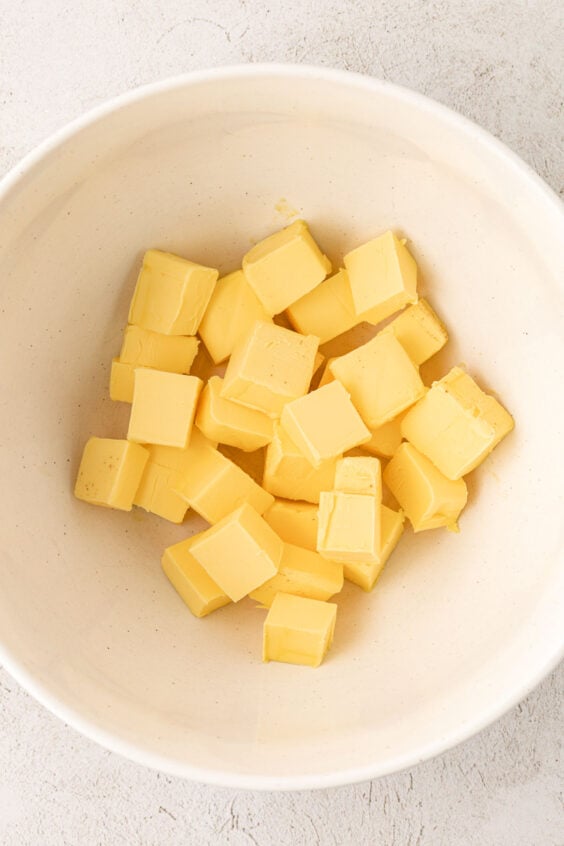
[119,325,199,373]
[362,414,405,458]
[249,542,343,607]
[189,503,283,601]
[196,375,273,452]
[280,381,371,467]
[344,506,405,591]
[401,366,515,480]
[317,491,381,564]
[162,538,230,617]
[129,249,218,335]
[147,427,217,474]
[243,220,331,315]
[109,357,138,403]
[263,423,338,504]
[74,437,148,511]
[286,269,359,344]
[343,231,418,323]
[263,592,337,667]
[127,368,202,448]
[383,299,448,365]
[329,331,425,427]
[133,459,188,523]
[383,442,467,532]
[263,500,319,550]
[198,269,272,364]
[334,456,382,497]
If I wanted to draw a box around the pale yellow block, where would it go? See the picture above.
[189,503,283,601]
[263,500,319,550]
[344,230,418,323]
[317,491,381,564]
[110,358,137,403]
[334,456,382,497]
[318,357,336,388]
[128,249,218,335]
[362,415,405,458]
[133,460,188,523]
[401,366,515,480]
[383,299,448,365]
[120,325,199,372]
[243,220,332,315]
[127,368,202,448]
[263,423,339,504]
[148,427,218,475]
[222,321,319,418]
[329,332,425,427]
[162,538,230,617]
[263,592,337,667]
[198,269,272,364]
[286,269,359,344]
[195,375,273,452]
[250,542,343,606]
[280,381,370,467]
[344,506,405,591]
[74,437,148,511]
[383,442,467,532]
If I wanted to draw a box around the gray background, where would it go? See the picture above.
[1,1,562,843]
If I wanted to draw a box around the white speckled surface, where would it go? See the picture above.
[1,1,562,843]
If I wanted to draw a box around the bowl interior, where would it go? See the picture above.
[0,68,562,788]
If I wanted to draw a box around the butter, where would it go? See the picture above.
[109,357,138,403]
[343,230,418,324]
[196,375,274,452]
[162,538,231,617]
[189,502,283,601]
[263,423,338,504]
[242,220,331,315]
[343,506,405,591]
[249,542,343,606]
[334,456,382,497]
[74,437,148,511]
[280,381,371,467]
[317,491,381,564]
[198,269,272,364]
[120,324,199,372]
[286,269,359,344]
[263,592,337,667]
[401,366,515,480]
[383,442,467,532]
[148,427,217,474]
[222,320,319,417]
[133,459,188,523]
[129,249,218,335]
[127,368,202,448]
[329,331,425,427]
[383,299,448,365]
[263,500,319,550]
[363,414,405,458]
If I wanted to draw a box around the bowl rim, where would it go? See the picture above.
[0,62,562,791]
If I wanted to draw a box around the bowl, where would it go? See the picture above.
[0,64,562,791]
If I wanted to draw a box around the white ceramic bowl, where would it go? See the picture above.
[0,65,562,790]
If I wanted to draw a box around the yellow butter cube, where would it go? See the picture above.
[329,332,425,427]
[334,456,382,497]
[263,500,319,551]
[344,506,405,591]
[343,230,418,323]
[162,538,230,617]
[74,437,148,511]
[128,249,218,335]
[286,269,360,344]
[401,366,515,480]
[263,592,337,667]
[317,491,381,564]
[362,414,405,458]
[147,427,217,474]
[195,375,273,452]
[383,299,448,365]
[280,381,371,467]
[263,423,339,504]
[243,220,331,315]
[383,442,467,532]
[133,460,188,523]
[120,325,199,372]
[127,368,202,448]
[250,542,343,607]
[110,358,138,403]
[222,320,319,417]
[189,503,283,601]
[198,269,272,364]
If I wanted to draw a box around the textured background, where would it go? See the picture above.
[1,1,562,843]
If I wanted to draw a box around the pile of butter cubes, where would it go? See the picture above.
[75,221,514,667]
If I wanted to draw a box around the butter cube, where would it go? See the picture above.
[189,503,283,601]
[362,415,405,458]
[383,299,448,365]
[334,456,382,497]
[198,269,272,364]
[383,442,467,532]
[286,269,359,344]
[127,368,202,448]
[263,500,319,550]
[317,491,380,564]
[344,231,418,323]
[329,332,425,427]
[243,220,331,315]
[162,538,230,617]
[263,423,338,504]
[133,460,188,523]
[222,321,319,417]
[120,325,199,373]
[195,376,273,452]
[401,366,515,480]
[280,381,371,467]
[147,427,217,474]
[74,437,148,511]
[344,506,405,591]
[109,357,138,403]
[249,542,343,607]
[263,592,337,667]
